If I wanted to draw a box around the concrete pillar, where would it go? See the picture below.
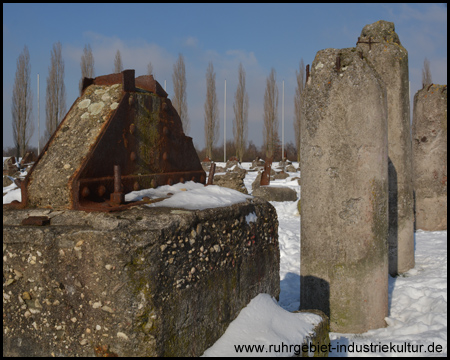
[300,47,389,333]
[412,84,447,230]
[356,20,415,276]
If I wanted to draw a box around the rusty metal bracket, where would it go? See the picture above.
[336,55,341,73]
[206,162,216,186]
[12,70,206,212]
[305,64,310,85]
[21,216,50,226]
[356,36,379,50]
[260,158,273,186]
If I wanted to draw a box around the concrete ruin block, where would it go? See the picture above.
[357,20,415,275]
[300,47,389,333]
[3,198,280,357]
[213,171,248,194]
[252,186,297,202]
[412,84,447,230]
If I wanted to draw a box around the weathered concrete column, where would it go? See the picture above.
[300,47,389,333]
[412,84,447,230]
[356,20,415,275]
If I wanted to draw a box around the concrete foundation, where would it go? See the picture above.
[300,47,389,333]
[3,198,279,357]
[356,20,415,275]
[412,84,447,230]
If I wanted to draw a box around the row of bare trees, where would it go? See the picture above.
[195,139,298,164]
[11,42,66,159]
[10,42,435,162]
[45,42,66,142]
[9,43,302,162]
[12,46,33,159]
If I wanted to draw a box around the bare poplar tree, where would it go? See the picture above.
[45,41,66,141]
[12,45,34,158]
[147,62,153,77]
[293,59,305,162]
[233,63,249,162]
[172,53,189,134]
[263,68,279,159]
[422,57,432,88]
[114,49,123,73]
[203,62,219,159]
[79,44,95,95]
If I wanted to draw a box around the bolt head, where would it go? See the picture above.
[81,187,90,198]
[97,185,106,197]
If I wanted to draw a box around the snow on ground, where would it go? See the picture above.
[3,181,21,204]
[3,160,447,357]
[329,230,447,357]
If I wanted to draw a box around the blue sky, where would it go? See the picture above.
[3,3,447,151]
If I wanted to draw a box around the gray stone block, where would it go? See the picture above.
[357,20,414,275]
[252,186,297,202]
[300,45,389,333]
[412,84,447,230]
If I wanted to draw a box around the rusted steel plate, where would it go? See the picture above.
[21,216,50,226]
[16,70,206,212]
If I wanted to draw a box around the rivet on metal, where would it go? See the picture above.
[167,178,173,186]
[130,152,137,161]
[81,187,90,198]
[179,177,185,184]
[162,152,169,161]
[133,181,140,191]
[129,123,136,134]
[97,185,106,197]
[191,176,196,182]
[151,179,157,188]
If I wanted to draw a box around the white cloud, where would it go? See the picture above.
[183,36,199,48]
[225,49,258,67]
[396,3,447,23]
[64,32,176,83]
